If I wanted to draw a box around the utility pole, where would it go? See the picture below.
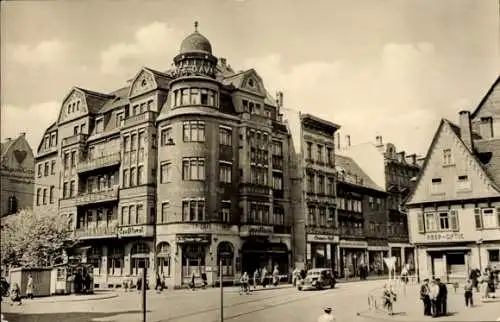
[220,259,224,322]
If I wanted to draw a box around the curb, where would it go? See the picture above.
[28,292,119,303]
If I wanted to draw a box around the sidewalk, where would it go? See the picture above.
[1,291,118,304]
[358,284,500,321]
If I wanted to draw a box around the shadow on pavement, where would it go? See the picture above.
[2,310,150,322]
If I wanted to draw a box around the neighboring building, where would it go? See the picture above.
[405,76,500,282]
[1,133,35,217]
[286,111,340,271]
[34,22,293,288]
[339,136,421,273]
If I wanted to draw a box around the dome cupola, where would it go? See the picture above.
[179,21,212,54]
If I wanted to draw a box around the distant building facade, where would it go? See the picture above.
[1,133,35,217]
[33,23,293,289]
[406,76,500,282]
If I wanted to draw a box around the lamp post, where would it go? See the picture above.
[477,238,483,272]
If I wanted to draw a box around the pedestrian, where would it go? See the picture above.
[429,279,440,317]
[240,272,250,295]
[272,265,280,287]
[292,267,300,287]
[481,271,490,299]
[464,279,474,308]
[9,282,21,306]
[26,274,34,299]
[261,267,268,288]
[123,275,130,292]
[401,265,409,285]
[190,271,196,291]
[136,275,143,292]
[253,269,259,290]
[420,278,431,316]
[155,273,163,292]
[381,284,396,315]
[317,307,336,322]
[436,278,447,316]
[201,272,208,289]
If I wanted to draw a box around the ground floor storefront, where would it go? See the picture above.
[415,240,500,283]
[305,234,339,272]
[388,243,415,273]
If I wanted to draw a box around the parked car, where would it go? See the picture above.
[297,268,336,291]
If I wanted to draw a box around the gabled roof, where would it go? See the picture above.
[36,122,57,152]
[471,75,500,119]
[143,67,172,89]
[405,119,500,205]
[336,154,384,192]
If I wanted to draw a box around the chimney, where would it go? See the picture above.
[375,135,383,147]
[346,135,351,147]
[337,132,341,149]
[220,57,227,66]
[459,110,473,150]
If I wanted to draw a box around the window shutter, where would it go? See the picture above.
[417,212,425,233]
[449,210,459,231]
[474,208,482,229]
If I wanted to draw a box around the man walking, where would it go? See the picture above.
[429,279,440,318]
[436,278,448,316]
[464,279,474,308]
[420,278,431,316]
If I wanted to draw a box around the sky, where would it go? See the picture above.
[1,0,499,156]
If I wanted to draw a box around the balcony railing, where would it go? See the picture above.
[77,153,121,173]
[62,134,88,147]
[239,183,271,196]
[339,227,365,237]
[74,188,119,206]
[123,111,156,128]
[74,224,118,239]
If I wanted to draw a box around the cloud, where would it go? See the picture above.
[100,22,182,76]
[243,42,461,155]
[7,39,68,66]
[1,102,60,150]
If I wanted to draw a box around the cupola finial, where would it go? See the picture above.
[194,21,199,32]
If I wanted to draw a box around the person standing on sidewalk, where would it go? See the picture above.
[252,269,259,290]
[464,279,474,308]
[429,279,440,318]
[272,265,280,287]
[420,278,431,316]
[436,278,447,316]
[26,274,34,299]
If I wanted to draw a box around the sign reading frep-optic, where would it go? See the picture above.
[425,232,465,242]
[118,225,145,237]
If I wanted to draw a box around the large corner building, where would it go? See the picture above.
[34,23,293,288]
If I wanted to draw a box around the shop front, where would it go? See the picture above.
[367,244,389,276]
[339,240,368,278]
[240,237,289,275]
[416,244,471,283]
[306,233,339,272]
[176,233,211,285]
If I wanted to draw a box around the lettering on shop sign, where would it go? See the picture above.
[118,226,145,237]
[425,232,465,242]
[339,240,368,248]
[171,65,215,78]
[240,225,274,236]
[176,234,211,244]
[307,234,339,243]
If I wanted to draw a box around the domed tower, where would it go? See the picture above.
[171,21,218,79]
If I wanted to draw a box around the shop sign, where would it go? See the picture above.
[425,232,465,242]
[339,240,368,248]
[368,246,389,251]
[118,225,146,237]
[307,234,339,243]
[240,225,274,236]
[176,234,211,244]
[171,64,215,78]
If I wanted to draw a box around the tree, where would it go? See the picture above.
[1,209,75,268]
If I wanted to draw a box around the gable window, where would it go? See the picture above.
[95,118,104,134]
[431,178,442,194]
[248,79,254,87]
[44,136,50,149]
[183,121,205,142]
[457,175,471,191]
[74,126,79,135]
[479,117,493,139]
[442,149,452,166]
[160,127,172,146]
[50,133,57,146]
[474,208,500,229]
[116,112,125,127]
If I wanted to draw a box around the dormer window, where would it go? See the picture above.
[442,149,452,166]
[95,118,104,134]
[431,178,442,194]
[141,79,147,87]
[76,101,80,111]
[248,79,254,87]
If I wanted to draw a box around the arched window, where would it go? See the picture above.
[131,242,150,276]
[156,242,171,277]
[217,242,234,276]
[88,246,102,275]
[108,246,124,276]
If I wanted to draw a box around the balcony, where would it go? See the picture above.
[77,153,121,173]
[123,111,156,128]
[74,224,118,240]
[62,134,88,147]
[74,188,119,206]
[239,183,271,196]
[339,227,365,237]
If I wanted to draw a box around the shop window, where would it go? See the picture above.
[131,242,150,276]
[156,242,171,277]
[88,246,102,276]
[217,242,234,276]
[108,246,124,276]
[182,244,206,278]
